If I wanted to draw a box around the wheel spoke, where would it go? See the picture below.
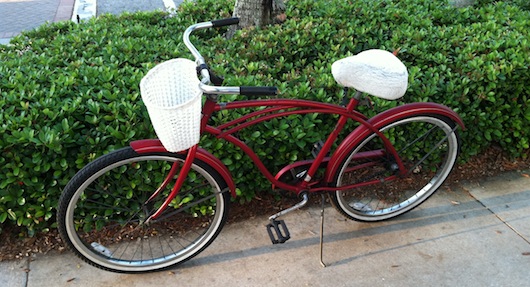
[58,148,230,272]
[333,116,459,222]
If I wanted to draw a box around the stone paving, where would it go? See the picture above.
[0,0,73,40]
[98,0,165,15]
[0,0,182,44]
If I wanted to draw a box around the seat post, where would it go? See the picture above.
[353,90,363,100]
[345,90,363,112]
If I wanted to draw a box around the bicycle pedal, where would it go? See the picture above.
[266,220,290,244]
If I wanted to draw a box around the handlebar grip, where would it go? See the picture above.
[240,86,278,96]
[211,17,240,27]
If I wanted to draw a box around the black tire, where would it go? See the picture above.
[331,115,460,221]
[57,147,230,273]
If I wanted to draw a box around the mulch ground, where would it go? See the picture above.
[1,146,528,261]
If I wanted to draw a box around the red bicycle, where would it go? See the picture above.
[57,18,463,273]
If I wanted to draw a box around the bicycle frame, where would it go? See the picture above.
[132,91,465,211]
[202,92,400,193]
[58,18,469,272]
[133,18,465,221]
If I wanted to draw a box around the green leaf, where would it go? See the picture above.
[126,189,133,199]
[17,197,26,206]
[0,213,7,223]
[7,209,16,220]
[524,109,530,121]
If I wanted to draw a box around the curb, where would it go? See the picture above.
[72,0,97,22]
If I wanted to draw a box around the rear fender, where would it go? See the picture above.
[130,139,236,197]
[324,102,465,184]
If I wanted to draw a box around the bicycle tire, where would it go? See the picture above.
[57,147,230,273]
[331,115,460,221]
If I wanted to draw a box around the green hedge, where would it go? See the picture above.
[1,0,529,235]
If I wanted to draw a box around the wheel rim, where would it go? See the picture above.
[335,116,459,221]
[64,155,226,272]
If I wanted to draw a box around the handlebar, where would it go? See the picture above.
[183,18,278,97]
[211,18,240,27]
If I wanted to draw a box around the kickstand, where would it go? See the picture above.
[319,194,327,267]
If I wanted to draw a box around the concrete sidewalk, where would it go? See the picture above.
[0,0,183,45]
[1,169,529,286]
[0,0,74,45]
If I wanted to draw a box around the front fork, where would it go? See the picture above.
[145,145,198,223]
[144,96,219,223]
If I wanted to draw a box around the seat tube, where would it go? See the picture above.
[303,91,362,184]
[304,115,349,184]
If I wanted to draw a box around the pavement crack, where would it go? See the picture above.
[24,257,30,287]
[464,186,530,246]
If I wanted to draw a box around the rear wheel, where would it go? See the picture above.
[57,147,230,273]
[331,115,460,221]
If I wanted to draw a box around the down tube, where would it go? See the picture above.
[203,126,302,193]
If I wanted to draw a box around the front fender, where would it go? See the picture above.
[130,139,236,197]
[324,102,465,184]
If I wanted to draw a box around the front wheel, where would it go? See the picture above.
[57,147,230,273]
[331,115,460,221]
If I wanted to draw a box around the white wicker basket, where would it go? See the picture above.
[140,58,202,152]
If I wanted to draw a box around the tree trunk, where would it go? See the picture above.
[228,0,286,36]
[449,0,476,7]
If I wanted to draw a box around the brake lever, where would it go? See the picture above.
[210,72,224,86]
[196,64,224,86]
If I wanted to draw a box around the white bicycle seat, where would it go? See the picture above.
[331,49,408,100]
